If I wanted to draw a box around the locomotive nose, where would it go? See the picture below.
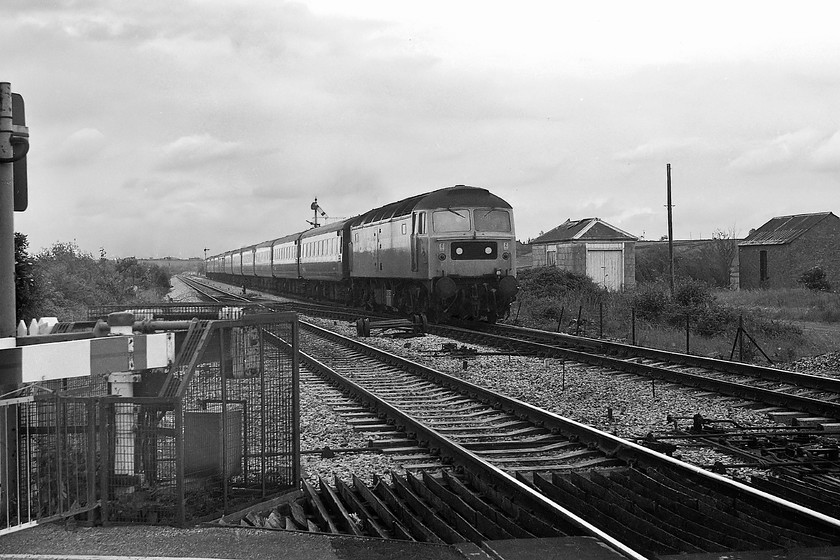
[498,275,518,299]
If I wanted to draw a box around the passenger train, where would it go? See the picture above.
[206,185,518,322]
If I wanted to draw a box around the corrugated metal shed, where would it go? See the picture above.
[739,212,834,246]
[531,218,637,244]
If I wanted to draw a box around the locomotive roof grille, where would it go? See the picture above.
[351,185,511,226]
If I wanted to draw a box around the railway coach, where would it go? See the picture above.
[207,185,518,322]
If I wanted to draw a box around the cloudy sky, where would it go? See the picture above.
[5,1,840,258]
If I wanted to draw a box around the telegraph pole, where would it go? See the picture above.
[666,163,675,295]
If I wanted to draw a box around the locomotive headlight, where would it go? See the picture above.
[502,252,510,260]
[485,246,492,254]
[455,247,464,255]
[438,253,447,261]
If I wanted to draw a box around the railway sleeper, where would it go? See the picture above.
[643,466,834,547]
[531,470,677,556]
[606,469,769,550]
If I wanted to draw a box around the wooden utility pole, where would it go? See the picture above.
[666,163,675,295]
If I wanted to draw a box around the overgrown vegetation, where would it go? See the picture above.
[635,229,738,287]
[16,235,172,322]
[507,267,820,365]
[798,266,832,292]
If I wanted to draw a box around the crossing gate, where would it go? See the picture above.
[0,393,99,533]
[1,312,299,534]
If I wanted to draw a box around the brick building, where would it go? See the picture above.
[738,212,840,290]
[530,218,637,291]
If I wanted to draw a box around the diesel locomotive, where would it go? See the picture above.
[206,185,518,322]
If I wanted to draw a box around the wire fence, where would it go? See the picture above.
[1,311,299,533]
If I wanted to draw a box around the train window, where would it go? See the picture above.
[417,212,427,234]
[475,209,511,232]
[433,209,470,232]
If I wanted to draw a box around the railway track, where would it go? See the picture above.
[178,278,840,545]
[433,321,840,421]
[177,274,254,304]
[181,278,840,476]
[277,320,840,558]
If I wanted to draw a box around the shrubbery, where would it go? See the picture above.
[516,267,602,299]
[17,237,172,322]
[511,266,804,362]
[798,266,831,292]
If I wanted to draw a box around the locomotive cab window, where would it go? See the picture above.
[433,209,470,232]
[475,209,511,232]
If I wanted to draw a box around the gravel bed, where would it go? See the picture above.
[787,351,840,378]
[298,370,407,487]
[166,274,202,302]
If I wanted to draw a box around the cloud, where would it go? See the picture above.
[810,130,840,170]
[50,128,107,165]
[614,137,710,163]
[728,128,840,172]
[156,134,243,170]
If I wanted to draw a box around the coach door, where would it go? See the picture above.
[411,212,428,272]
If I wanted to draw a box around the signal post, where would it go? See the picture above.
[0,81,29,520]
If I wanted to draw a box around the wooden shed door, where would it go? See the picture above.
[586,245,623,291]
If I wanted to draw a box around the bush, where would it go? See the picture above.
[672,278,713,309]
[798,266,831,292]
[517,267,603,299]
[632,286,668,321]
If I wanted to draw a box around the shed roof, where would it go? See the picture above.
[739,212,836,246]
[531,218,637,244]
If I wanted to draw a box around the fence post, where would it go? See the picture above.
[87,399,98,525]
[221,327,229,514]
[599,303,603,338]
[685,314,690,354]
[292,318,301,486]
[575,306,582,336]
[259,327,267,498]
[631,307,636,346]
[175,397,185,527]
[55,396,66,517]
[738,314,744,362]
[555,306,565,333]
[99,399,110,525]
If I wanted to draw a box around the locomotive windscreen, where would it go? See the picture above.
[450,241,498,260]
